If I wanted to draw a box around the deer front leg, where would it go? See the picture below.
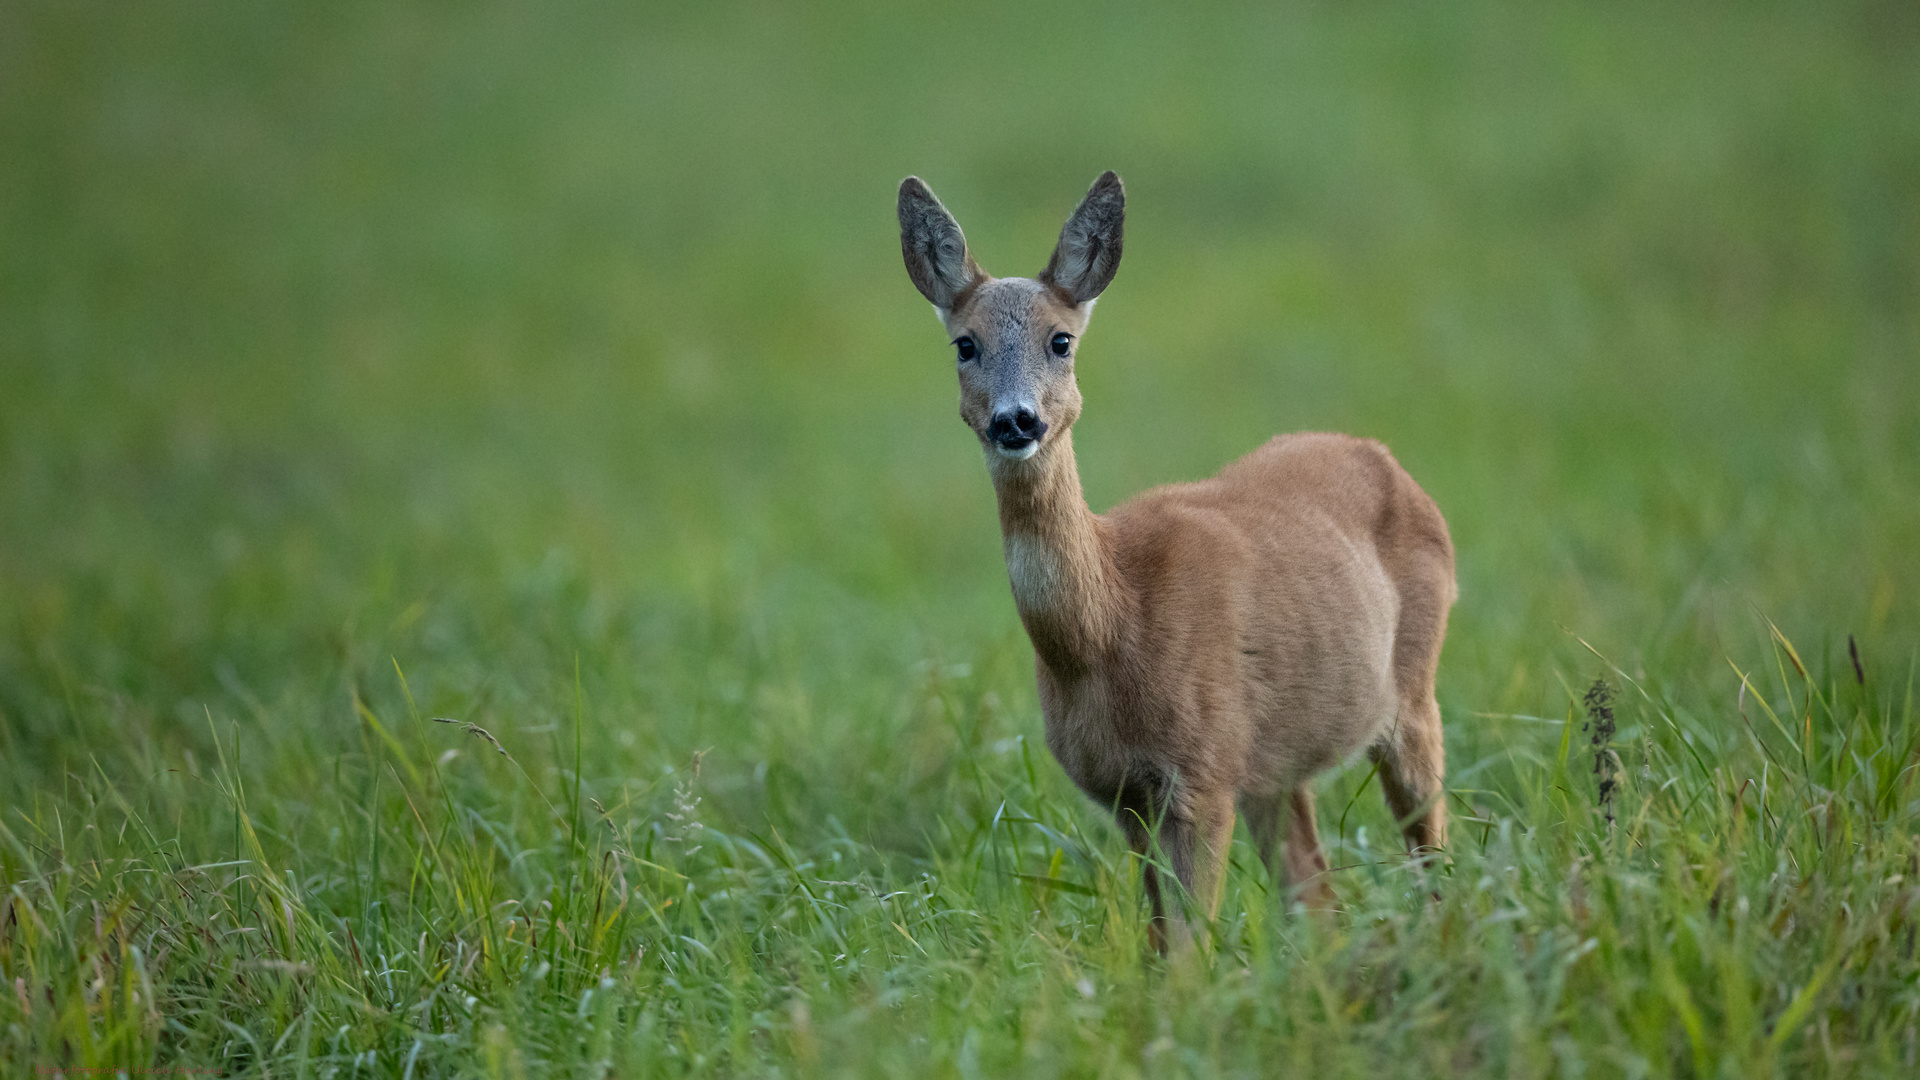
[1283,787,1336,909]
[1243,788,1335,909]
[1121,815,1169,953]
[1240,790,1286,884]
[1159,788,1237,952]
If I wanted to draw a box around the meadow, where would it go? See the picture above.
[2,0,1918,1075]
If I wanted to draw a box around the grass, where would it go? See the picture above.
[2,0,1918,1075]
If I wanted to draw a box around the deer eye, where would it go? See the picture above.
[1050,333,1073,357]
[954,336,977,362]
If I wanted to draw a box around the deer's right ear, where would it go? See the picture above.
[898,177,983,312]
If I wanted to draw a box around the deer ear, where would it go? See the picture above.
[1040,171,1124,304]
[898,177,984,311]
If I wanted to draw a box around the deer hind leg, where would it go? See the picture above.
[1375,693,1448,855]
[1384,538,1452,859]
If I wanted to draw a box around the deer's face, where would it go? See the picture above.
[899,173,1124,468]
[942,279,1088,461]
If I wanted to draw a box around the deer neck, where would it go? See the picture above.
[990,429,1128,676]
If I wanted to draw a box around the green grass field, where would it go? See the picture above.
[4,0,1919,1075]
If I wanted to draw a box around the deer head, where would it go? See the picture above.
[898,172,1125,464]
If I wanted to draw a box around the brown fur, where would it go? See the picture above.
[899,173,1456,949]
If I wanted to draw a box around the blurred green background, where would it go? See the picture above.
[0,0,1915,903]
[4,0,1920,1073]
[5,0,1914,803]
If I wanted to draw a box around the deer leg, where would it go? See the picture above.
[1159,788,1237,950]
[1377,694,1448,857]
[1239,790,1285,885]
[1283,787,1336,908]
[1244,788,1333,909]
[1121,813,1169,954]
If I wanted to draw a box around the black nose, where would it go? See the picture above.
[988,406,1048,445]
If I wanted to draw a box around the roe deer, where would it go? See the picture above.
[897,171,1456,949]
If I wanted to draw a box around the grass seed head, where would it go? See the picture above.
[1583,678,1619,826]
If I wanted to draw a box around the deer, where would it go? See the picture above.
[896,171,1457,951]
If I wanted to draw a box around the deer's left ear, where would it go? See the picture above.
[1040,171,1124,304]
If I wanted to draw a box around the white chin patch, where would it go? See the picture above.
[994,441,1041,461]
